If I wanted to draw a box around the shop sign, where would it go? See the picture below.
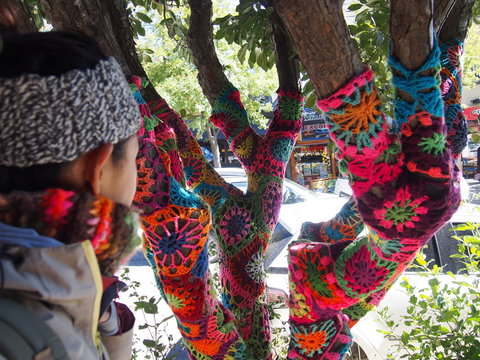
[303,107,325,122]
[465,106,480,121]
[300,108,329,142]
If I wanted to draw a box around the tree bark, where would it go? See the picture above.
[438,0,475,42]
[0,0,37,34]
[268,5,299,92]
[273,0,363,99]
[390,0,433,70]
[188,0,229,106]
[207,123,222,168]
[38,0,160,101]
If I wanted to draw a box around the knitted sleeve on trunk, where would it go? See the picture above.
[287,47,461,359]
[299,196,364,243]
[440,39,468,157]
[130,79,247,359]
[317,51,460,246]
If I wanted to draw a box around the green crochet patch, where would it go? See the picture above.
[419,132,447,156]
[384,199,417,225]
[279,96,302,121]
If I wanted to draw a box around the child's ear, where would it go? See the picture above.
[83,143,114,195]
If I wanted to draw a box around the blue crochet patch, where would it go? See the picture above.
[389,40,443,131]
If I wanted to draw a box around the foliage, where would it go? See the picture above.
[463,23,480,90]
[214,1,275,72]
[120,267,181,360]
[346,0,392,115]
[134,0,278,136]
[22,0,47,29]
[378,223,480,360]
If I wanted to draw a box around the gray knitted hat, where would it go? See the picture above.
[0,57,140,167]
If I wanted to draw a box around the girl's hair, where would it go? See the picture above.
[0,31,129,193]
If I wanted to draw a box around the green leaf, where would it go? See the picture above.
[134,23,146,37]
[135,300,158,314]
[143,339,157,348]
[348,4,363,11]
[305,92,317,108]
[137,12,153,23]
[238,45,248,64]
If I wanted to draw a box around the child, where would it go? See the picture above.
[0,31,141,360]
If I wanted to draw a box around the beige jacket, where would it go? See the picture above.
[1,240,132,360]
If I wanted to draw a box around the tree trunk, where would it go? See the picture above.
[38,0,160,102]
[438,0,475,42]
[390,0,433,70]
[0,0,37,33]
[207,123,222,168]
[273,0,363,99]
[188,0,229,106]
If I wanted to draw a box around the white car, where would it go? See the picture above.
[218,168,479,360]
[215,167,348,236]
[214,167,349,266]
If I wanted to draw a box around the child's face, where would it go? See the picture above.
[100,136,139,206]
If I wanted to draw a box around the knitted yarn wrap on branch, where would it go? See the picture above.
[287,42,460,359]
[148,81,303,359]
[389,41,443,130]
[130,77,246,359]
[439,39,468,157]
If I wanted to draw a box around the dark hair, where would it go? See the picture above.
[0,31,129,193]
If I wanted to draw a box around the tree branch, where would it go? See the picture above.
[187,0,229,106]
[434,0,457,32]
[390,0,433,70]
[273,0,363,99]
[268,5,299,92]
[0,0,37,34]
[38,0,160,101]
[438,0,475,42]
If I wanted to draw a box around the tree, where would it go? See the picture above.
[3,1,477,358]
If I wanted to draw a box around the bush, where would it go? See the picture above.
[378,222,480,360]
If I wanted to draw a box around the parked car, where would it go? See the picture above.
[217,168,479,359]
[214,167,349,266]
[216,167,348,235]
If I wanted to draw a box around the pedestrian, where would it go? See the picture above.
[0,31,141,360]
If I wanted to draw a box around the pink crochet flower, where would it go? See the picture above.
[373,187,428,232]
[219,206,252,246]
[342,244,389,295]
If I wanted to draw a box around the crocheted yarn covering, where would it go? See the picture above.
[153,82,303,359]
[297,39,468,333]
[288,43,460,359]
[389,41,444,130]
[300,196,364,244]
[130,77,245,359]
[440,39,468,158]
